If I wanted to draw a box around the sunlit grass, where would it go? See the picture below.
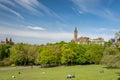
[0,65,120,80]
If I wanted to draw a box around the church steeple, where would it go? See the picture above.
[6,37,8,42]
[74,27,78,43]
[10,38,12,43]
[74,27,78,33]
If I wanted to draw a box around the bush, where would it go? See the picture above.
[0,61,4,66]
[101,55,120,68]
[0,58,11,66]
[11,64,16,67]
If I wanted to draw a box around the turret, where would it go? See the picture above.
[74,27,78,43]
[10,38,12,43]
[6,37,9,43]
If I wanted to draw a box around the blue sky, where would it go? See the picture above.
[0,0,120,44]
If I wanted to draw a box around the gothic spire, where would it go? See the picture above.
[74,27,78,33]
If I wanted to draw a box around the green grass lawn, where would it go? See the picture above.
[0,65,120,80]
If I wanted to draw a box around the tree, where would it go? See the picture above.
[73,44,87,64]
[102,55,120,68]
[10,43,24,65]
[104,41,112,48]
[115,41,120,51]
[0,44,10,60]
[61,48,76,65]
[10,43,38,65]
[39,44,61,66]
[101,44,120,68]
[60,42,89,65]
[85,44,104,64]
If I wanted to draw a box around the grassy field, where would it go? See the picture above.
[0,65,120,80]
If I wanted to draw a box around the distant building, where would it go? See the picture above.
[109,38,115,44]
[1,38,12,44]
[91,37,104,45]
[78,36,90,44]
[73,28,105,45]
[115,31,120,42]
[74,27,78,44]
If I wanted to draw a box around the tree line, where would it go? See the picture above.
[0,41,120,68]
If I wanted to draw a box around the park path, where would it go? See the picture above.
[0,66,40,71]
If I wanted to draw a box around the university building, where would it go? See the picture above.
[115,31,120,42]
[0,38,13,44]
[74,27,104,45]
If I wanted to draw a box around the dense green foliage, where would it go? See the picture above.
[0,44,10,60]
[0,65,120,80]
[0,41,105,66]
[101,31,120,68]
[39,44,61,65]
[10,43,38,65]
[0,44,11,66]
[101,42,120,68]
[0,37,120,68]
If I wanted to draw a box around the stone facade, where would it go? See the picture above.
[78,37,90,44]
[1,38,12,44]
[73,28,104,45]
[74,27,78,44]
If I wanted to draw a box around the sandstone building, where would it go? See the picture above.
[0,38,12,44]
[73,28,104,45]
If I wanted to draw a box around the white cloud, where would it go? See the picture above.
[0,27,73,40]
[14,0,63,21]
[14,0,42,15]
[0,27,114,42]
[97,28,118,32]
[27,26,45,31]
[14,0,54,16]
[71,0,101,13]
[0,0,63,21]
[111,29,118,32]
[98,28,107,31]
[0,3,24,19]
[0,0,16,6]
[0,0,53,16]
[71,0,117,20]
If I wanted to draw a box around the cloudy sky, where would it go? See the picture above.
[0,0,120,44]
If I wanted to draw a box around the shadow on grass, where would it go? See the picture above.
[117,78,120,80]
[103,67,120,80]
[40,64,78,68]
[103,66,120,69]
[40,64,62,68]
[116,72,120,76]
[116,72,120,80]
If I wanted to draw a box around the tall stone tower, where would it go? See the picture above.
[6,37,9,44]
[74,27,78,43]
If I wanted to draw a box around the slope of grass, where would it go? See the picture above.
[0,65,120,80]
